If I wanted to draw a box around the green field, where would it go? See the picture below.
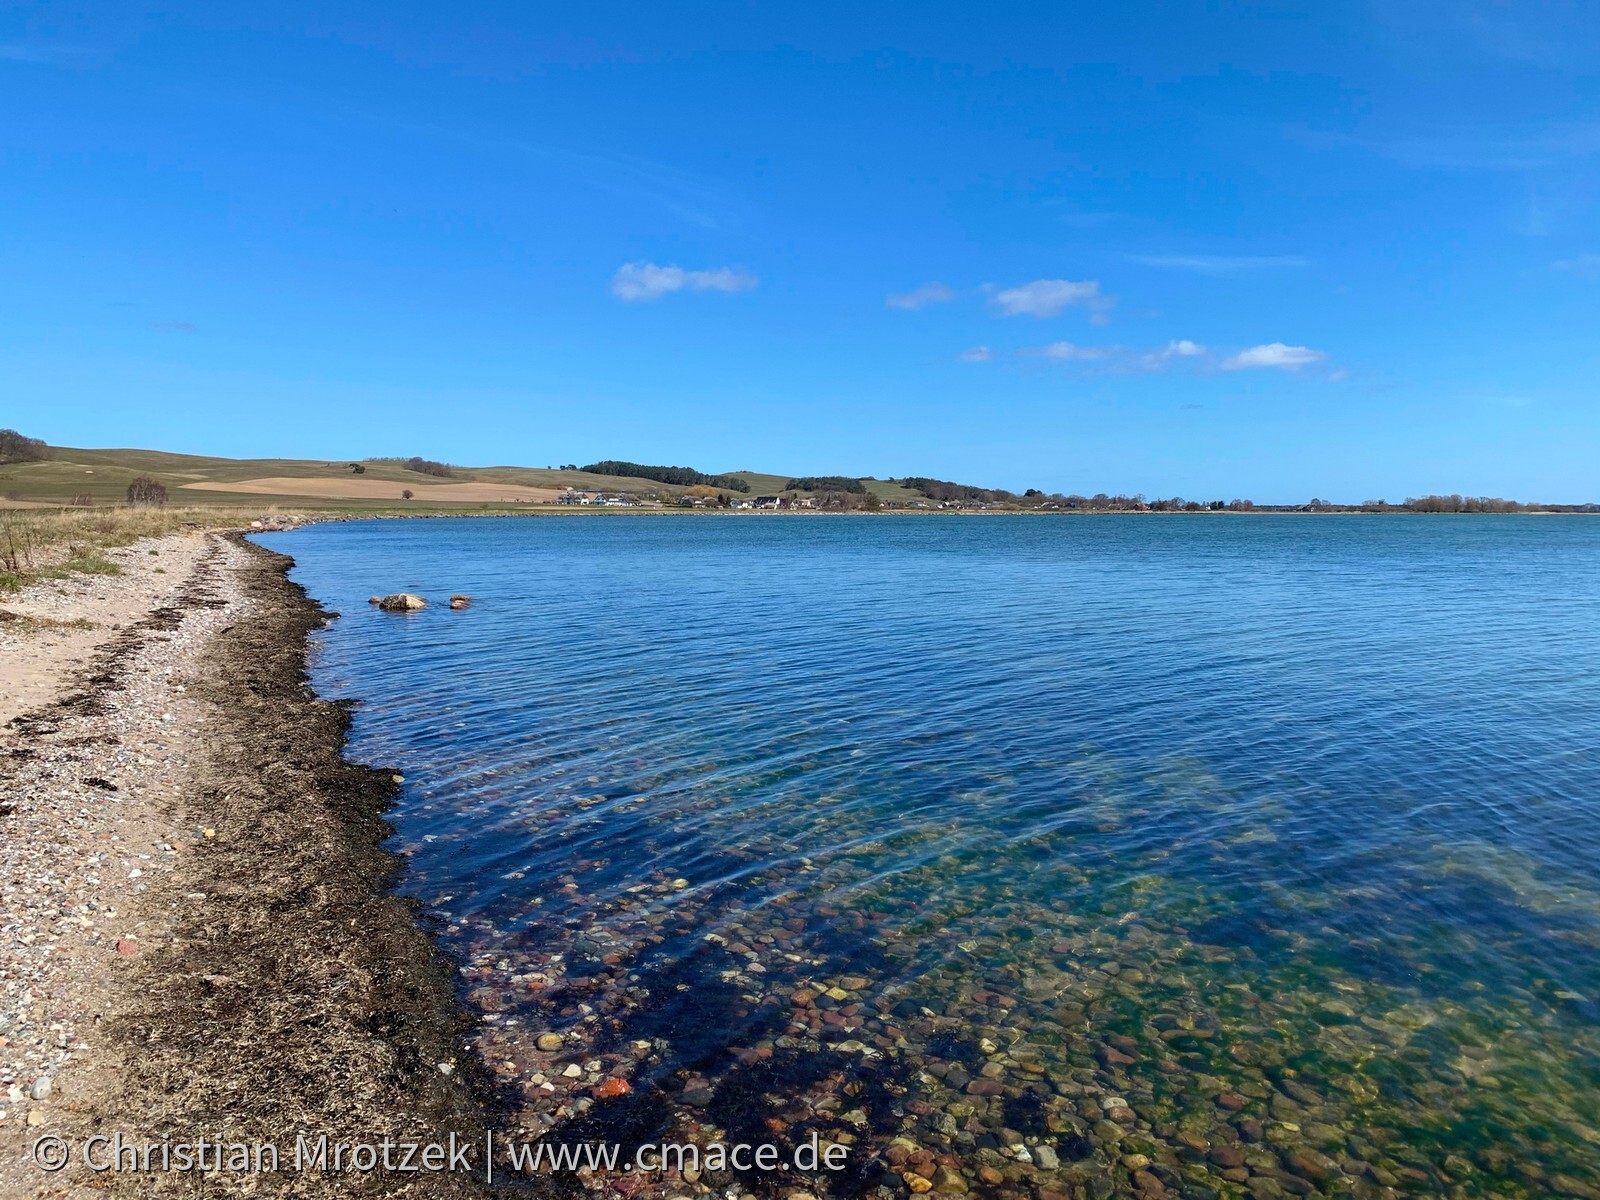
[0,447,937,510]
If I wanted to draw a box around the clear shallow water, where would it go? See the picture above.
[257,515,1600,1198]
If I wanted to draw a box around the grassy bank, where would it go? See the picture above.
[0,505,257,592]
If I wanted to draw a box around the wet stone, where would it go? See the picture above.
[1209,1144,1246,1169]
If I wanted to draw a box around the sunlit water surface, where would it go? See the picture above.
[257,515,1600,1198]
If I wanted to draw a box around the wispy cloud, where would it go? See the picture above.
[0,43,96,63]
[1028,341,1111,362]
[610,262,757,302]
[1553,253,1600,278]
[991,278,1112,321]
[1127,254,1310,275]
[886,282,955,310]
[151,320,196,332]
[1300,121,1600,172]
[1007,339,1207,372]
[1055,210,1124,230]
[1387,123,1600,171]
[1372,3,1597,72]
[1222,343,1327,371]
[407,123,740,230]
[956,346,993,363]
[1137,339,1206,369]
[1002,338,1333,376]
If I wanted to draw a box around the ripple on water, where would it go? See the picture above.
[257,515,1600,1197]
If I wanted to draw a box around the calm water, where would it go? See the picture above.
[257,515,1600,1198]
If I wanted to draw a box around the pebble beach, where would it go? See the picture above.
[1,532,230,1194]
[0,532,489,1198]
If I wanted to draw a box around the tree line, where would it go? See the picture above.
[893,476,1017,503]
[581,460,751,492]
[1400,495,1541,513]
[785,476,867,494]
[363,456,455,477]
[0,429,49,465]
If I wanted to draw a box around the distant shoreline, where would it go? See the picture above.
[5,442,1593,513]
[247,505,1600,528]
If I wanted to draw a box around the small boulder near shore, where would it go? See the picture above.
[375,593,427,611]
[449,594,471,610]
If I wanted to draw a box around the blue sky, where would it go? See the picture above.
[3,2,1597,502]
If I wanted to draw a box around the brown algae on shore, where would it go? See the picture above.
[19,535,499,1198]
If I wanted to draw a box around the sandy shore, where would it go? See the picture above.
[0,533,494,1197]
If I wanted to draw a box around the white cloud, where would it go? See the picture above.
[1033,341,1110,361]
[1134,339,1208,371]
[1222,342,1327,370]
[964,336,1230,373]
[610,261,757,302]
[886,282,955,309]
[991,278,1108,318]
[1128,254,1309,275]
[1007,338,1211,371]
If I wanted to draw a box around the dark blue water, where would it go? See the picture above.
[257,515,1600,1196]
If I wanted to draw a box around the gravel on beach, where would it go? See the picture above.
[1,533,238,1194]
[0,533,494,1198]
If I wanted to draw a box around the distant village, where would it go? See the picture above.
[560,489,967,510]
[559,489,863,509]
[540,462,1600,515]
[550,488,1600,514]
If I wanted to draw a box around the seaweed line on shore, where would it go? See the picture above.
[38,533,522,1197]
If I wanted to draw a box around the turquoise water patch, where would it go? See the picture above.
[257,515,1600,1197]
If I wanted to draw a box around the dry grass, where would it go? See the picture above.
[0,505,265,591]
[181,475,562,503]
[0,609,96,632]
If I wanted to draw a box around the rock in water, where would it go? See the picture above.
[449,594,471,610]
[377,593,426,611]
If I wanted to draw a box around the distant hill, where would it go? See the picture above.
[0,445,927,509]
[2,444,1592,513]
